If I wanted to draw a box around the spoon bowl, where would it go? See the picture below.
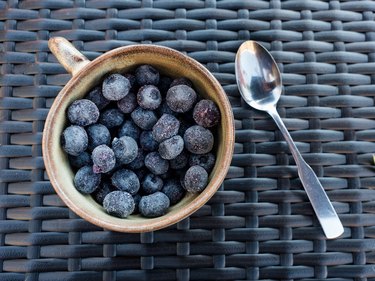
[235,41,282,111]
[235,40,344,239]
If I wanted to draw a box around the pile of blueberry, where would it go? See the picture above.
[61,65,220,218]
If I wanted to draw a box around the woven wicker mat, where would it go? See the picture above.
[2,0,375,280]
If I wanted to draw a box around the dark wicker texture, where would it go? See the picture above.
[2,0,375,280]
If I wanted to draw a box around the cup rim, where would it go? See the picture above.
[43,44,235,232]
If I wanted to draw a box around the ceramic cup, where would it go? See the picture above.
[43,37,235,232]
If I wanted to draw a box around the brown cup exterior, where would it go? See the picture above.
[43,37,235,233]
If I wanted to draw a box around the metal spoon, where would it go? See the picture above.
[235,41,344,239]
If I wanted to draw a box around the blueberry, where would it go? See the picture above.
[134,168,147,181]
[92,181,116,204]
[159,170,173,180]
[74,165,101,194]
[117,92,137,114]
[131,107,158,130]
[193,99,220,128]
[99,108,125,129]
[184,125,214,154]
[144,152,169,175]
[157,101,178,117]
[127,150,145,170]
[61,125,88,156]
[69,151,92,169]
[142,173,163,194]
[162,179,185,205]
[137,85,162,110]
[139,192,170,218]
[169,150,189,170]
[159,135,184,160]
[108,159,122,175]
[118,120,141,140]
[189,153,216,172]
[135,65,160,86]
[112,136,138,164]
[183,165,208,193]
[133,193,141,213]
[170,77,193,88]
[86,86,110,110]
[67,99,99,126]
[166,85,197,113]
[123,73,136,89]
[158,76,172,95]
[86,124,111,151]
[111,169,140,195]
[140,130,158,152]
[152,114,180,142]
[92,145,116,174]
[102,74,131,101]
[103,191,135,218]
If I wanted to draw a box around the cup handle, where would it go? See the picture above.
[48,37,90,76]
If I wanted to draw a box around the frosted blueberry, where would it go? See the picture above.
[103,191,135,218]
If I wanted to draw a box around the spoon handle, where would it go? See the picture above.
[268,107,344,239]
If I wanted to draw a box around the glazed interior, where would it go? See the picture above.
[43,45,234,232]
